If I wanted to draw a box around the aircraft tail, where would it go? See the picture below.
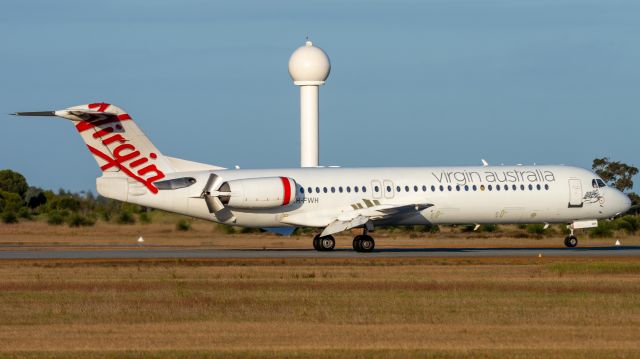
[13,103,223,198]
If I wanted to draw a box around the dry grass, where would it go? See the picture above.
[0,220,636,250]
[1,257,640,357]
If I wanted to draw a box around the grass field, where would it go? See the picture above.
[1,256,640,358]
[1,221,639,358]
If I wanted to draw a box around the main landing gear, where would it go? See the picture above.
[313,234,335,251]
[353,234,375,252]
[312,230,376,253]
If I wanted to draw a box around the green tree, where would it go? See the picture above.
[0,170,28,198]
[592,158,638,192]
[25,187,47,209]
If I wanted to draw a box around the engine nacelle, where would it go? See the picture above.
[219,177,297,209]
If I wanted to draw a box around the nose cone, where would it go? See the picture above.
[613,190,632,216]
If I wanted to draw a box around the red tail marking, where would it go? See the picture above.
[88,102,110,112]
[87,145,164,194]
[281,177,291,205]
[76,115,132,132]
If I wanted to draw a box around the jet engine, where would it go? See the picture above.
[195,175,297,213]
[219,177,297,209]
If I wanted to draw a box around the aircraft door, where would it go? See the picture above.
[568,179,583,208]
[383,180,394,199]
[371,180,382,199]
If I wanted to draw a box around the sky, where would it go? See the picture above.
[1,0,638,193]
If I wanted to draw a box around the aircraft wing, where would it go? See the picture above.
[280,200,432,237]
[319,202,432,237]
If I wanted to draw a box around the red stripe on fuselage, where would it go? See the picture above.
[281,177,291,205]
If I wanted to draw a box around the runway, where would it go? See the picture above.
[2,246,640,260]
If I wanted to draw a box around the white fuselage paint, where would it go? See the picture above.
[117,165,631,229]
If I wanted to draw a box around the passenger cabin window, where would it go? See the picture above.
[375,186,380,192]
[362,186,367,193]
[300,187,304,194]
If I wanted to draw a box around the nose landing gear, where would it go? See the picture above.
[564,226,578,248]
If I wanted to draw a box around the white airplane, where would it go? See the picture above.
[13,103,631,252]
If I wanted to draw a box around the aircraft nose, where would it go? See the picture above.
[614,190,632,216]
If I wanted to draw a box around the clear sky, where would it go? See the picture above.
[1,0,638,193]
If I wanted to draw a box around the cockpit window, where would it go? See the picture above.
[592,179,607,188]
[155,177,197,190]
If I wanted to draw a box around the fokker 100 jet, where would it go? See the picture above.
[13,103,631,252]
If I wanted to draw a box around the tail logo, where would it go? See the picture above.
[78,103,165,194]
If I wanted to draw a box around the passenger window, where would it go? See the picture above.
[386,186,391,193]
[456,185,460,191]
[536,184,541,190]
[520,184,525,190]
[374,186,380,192]
[504,184,508,191]
[422,185,427,192]
[316,187,320,193]
[480,185,485,191]
[347,186,351,193]
[488,185,492,191]
[397,186,401,192]
[464,185,469,191]
[431,185,436,192]
[447,185,452,191]
[300,187,305,194]
[528,184,533,190]
[405,185,410,192]
[354,186,359,193]
[331,187,336,193]
[545,184,549,190]
[339,186,344,193]
[472,185,477,191]
[323,187,328,193]
[439,185,444,192]
[362,186,367,193]
[414,185,418,192]
[308,187,312,193]
[496,184,500,191]
[512,184,517,191]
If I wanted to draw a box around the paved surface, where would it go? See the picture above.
[1,246,640,259]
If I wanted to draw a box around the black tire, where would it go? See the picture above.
[353,235,363,251]
[359,235,375,252]
[313,235,321,251]
[319,235,335,251]
[564,235,578,248]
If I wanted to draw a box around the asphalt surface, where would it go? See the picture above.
[1,246,640,259]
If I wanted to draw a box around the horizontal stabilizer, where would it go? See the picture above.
[12,111,56,116]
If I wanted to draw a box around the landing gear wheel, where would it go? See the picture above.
[353,235,363,252]
[314,235,335,251]
[353,235,375,252]
[564,235,578,248]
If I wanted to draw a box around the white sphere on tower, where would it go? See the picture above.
[288,40,331,85]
